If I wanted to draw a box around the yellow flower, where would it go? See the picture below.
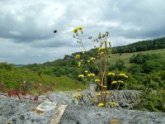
[78,74,84,78]
[77,62,81,67]
[95,92,101,96]
[99,52,104,55]
[102,91,110,95]
[112,81,117,85]
[97,102,104,107]
[118,80,124,84]
[109,102,119,107]
[95,78,101,83]
[98,47,105,52]
[84,70,88,73]
[75,54,80,59]
[72,26,83,33]
[90,57,96,61]
[73,93,82,99]
[107,72,115,77]
[105,91,110,94]
[119,73,128,79]
[101,85,107,88]
[87,73,95,77]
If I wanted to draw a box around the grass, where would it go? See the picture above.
[110,49,165,67]
[0,68,85,92]
[55,76,85,91]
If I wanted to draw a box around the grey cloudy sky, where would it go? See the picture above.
[0,0,165,64]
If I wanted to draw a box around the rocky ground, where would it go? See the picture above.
[0,90,165,124]
[60,106,165,124]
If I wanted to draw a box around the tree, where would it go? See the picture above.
[115,59,125,71]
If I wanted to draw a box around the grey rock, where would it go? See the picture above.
[24,120,33,124]
[0,116,7,124]
[89,82,96,97]
[0,90,164,124]
[119,101,130,108]
[20,115,25,120]
[60,105,165,124]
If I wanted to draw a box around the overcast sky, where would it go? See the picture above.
[0,0,165,64]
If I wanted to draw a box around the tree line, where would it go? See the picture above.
[112,37,165,53]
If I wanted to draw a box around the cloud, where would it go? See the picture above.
[103,0,165,39]
[0,0,165,64]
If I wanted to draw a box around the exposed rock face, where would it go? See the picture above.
[73,90,140,109]
[0,90,164,124]
[38,90,140,109]
[0,98,54,124]
[109,90,140,109]
[60,106,165,124]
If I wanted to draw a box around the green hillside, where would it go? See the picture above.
[110,49,165,66]
[23,48,165,90]
[112,37,165,53]
[0,63,84,92]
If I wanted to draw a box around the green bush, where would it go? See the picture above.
[134,89,165,112]
[142,61,163,73]
[130,53,159,64]
[128,64,142,74]
[115,59,125,71]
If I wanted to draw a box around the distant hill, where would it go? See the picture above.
[112,37,165,53]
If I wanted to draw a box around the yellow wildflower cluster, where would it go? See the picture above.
[112,81,117,85]
[98,47,106,52]
[112,80,124,84]
[78,74,84,78]
[90,57,96,61]
[119,73,128,79]
[75,54,81,60]
[97,102,104,107]
[95,92,101,96]
[87,60,90,63]
[112,80,124,85]
[95,78,101,83]
[118,80,124,84]
[77,62,81,67]
[109,101,119,107]
[98,47,106,56]
[100,51,105,54]
[73,93,83,99]
[84,70,88,73]
[101,85,107,88]
[107,72,115,77]
[72,26,83,33]
[87,73,95,77]
[103,91,110,94]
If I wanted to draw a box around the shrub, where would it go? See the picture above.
[130,53,159,64]
[134,89,165,112]
[128,64,142,74]
[115,59,125,71]
[142,61,163,73]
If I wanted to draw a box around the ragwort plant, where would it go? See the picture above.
[72,26,128,107]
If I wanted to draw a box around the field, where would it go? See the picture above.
[110,49,165,66]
